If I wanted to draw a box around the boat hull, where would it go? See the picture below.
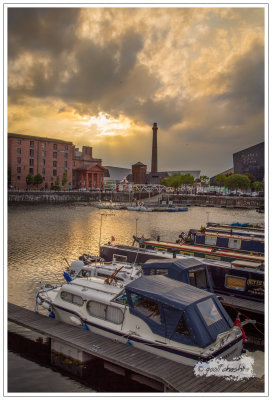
[49,304,243,366]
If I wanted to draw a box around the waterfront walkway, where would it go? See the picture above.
[8,303,264,393]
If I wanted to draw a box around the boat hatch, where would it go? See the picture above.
[125,275,234,348]
[141,258,213,291]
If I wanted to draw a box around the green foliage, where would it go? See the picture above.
[26,173,34,186]
[51,184,61,191]
[214,174,227,187]
[161,173,194,188]
[62,171,68,186]
[225,174,251,191]
[33,173,43,187]
[252,181,264,192]
[180,174,195,185]
[198,175,210,187]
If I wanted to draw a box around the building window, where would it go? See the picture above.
[65,145,68,150]
[64,161,68,168]
[42,168,46,175]
[30,149,34,157]
[42,151,46,157]
[73,162,76,166]
[42,159,46,166]
[29,159,34,166]
[29,168,33,174]
[17,176,21,180]
[64,153,68,158]
[53,161,57,167]
[41,143,46,148]
[53,170,57,176]
[30,141,34,147]
[17,167,21,173]
[17,157,21,164]
[51,177,54,181]
[53,144,57,150]
[17,148,21,154]
[53,152,57,158]
[17,139,21,145]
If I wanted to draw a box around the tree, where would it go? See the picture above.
[26,173,34,186]
[225,174,251,193]
[198,175,210,188]
[180,174,195,186]
[252,181,264,192]
[214,174,227,193]
[33,173,43,188]
[62,171,68,186]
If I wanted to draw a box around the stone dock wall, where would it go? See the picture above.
[8,191,264,209]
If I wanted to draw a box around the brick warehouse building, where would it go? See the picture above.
[8,133,106,190]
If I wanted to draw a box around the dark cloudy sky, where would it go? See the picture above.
[8,6,265,176]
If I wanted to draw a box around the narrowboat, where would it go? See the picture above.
[36,274,244,366]
[183,230,264,254]
[133,237,265,264]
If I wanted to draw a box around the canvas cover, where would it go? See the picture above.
[125,275,233,347]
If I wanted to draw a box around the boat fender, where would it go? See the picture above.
[49,311,55,318]
[242,348,247,354]
[63,271,73,282]
[42,302,51,310]
[83,324,89,330]
[69,316,83,326]
[126,340,132,346]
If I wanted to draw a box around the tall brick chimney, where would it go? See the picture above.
[151,122,158,173]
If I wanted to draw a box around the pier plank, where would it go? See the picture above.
[8,303,264,393]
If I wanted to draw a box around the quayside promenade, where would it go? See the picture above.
[8,191,264,209]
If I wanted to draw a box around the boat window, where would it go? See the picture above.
[113,292,128,305]
[87,301,106,319]
[197,298,222,326]
[155,268,168,275]
[106,305,124,324]
[149,268,156,275]
[205,235,217,246]
[176,315,190,336]
[228,238,241,249]
[132,294,161,323]
[189,270,207,289]
[60,291,84,306]
[225,275,246,291]
[86,301,124,324]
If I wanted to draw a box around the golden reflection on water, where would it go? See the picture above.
[8,203,264,307]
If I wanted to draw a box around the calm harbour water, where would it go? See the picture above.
[7,203,265,393]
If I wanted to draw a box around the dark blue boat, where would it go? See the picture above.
[141,258,264,303]
[185,230,264,254]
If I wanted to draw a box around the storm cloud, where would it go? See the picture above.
[8,7,265,176]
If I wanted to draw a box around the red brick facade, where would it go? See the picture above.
[132,162,147,184]
[8,133,105,190]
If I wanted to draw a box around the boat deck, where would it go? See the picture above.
[8,303,264,393]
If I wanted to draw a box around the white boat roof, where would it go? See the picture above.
[63,277,124,301]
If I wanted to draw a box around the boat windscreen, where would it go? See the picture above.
[197,298,222,326]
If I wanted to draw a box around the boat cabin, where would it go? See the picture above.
[122,275,234,348]
[141,258,213,292]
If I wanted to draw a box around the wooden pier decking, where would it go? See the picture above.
[8,302,264,393]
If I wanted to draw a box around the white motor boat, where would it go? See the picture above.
[36,274,243,366]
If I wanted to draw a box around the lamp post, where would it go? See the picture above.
[135,217,139,238]
[98,213,115,253]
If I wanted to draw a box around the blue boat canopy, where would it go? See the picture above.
[125,275,233,348]
[141,258,213,291]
